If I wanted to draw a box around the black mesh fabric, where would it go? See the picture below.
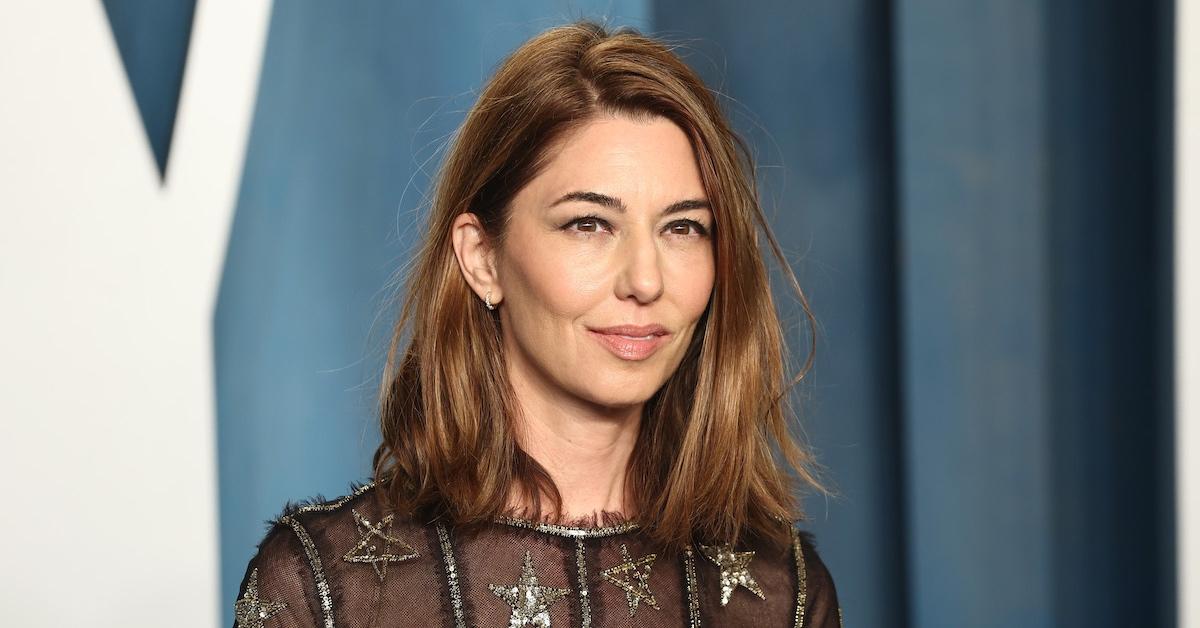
[232,481,842,627]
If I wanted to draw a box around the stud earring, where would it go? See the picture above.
[485,289,496,310]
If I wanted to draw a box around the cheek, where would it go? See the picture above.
[666,248,715,317]
[504,244,607,324]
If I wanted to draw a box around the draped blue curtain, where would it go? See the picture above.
[215,2,1176,626]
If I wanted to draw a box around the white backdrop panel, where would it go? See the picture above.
[0,1,271,625]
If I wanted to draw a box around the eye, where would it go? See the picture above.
[561,214,612,234]
[666,219,711,238]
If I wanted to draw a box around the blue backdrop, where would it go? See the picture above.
[172,1,1175,626]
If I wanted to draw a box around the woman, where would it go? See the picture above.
[233,20,841,628]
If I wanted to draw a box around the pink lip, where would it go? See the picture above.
[587,324,670,361]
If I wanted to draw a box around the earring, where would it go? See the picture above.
[485,289,496,310]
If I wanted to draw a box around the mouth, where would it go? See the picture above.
[586,324,670,361]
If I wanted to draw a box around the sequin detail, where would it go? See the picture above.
[251,480,824,626]
[683,546,702,628]
[234,567,286,628]
[600,543,660,617]
[494,515,640,539]
[291,481,377,515]
[574,539,593,628]
[271,482,377,628]
[436,522,467,628]
[341,508,419,582]
[699,542,766,607]
[489,550,570,627]
[279,515,336,628]
[792,527,808,628]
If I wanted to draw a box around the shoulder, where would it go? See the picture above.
[793,527,843,628]
[267,478,383,534]
[234,480,435,627]
[250,479,387,574]
[257,478,431,572]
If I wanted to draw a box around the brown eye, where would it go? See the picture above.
[561,215,611,235]
[667,219,710,237]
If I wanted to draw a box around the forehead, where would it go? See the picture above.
[528,114,706,200]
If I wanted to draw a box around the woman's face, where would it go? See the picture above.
[492,114,715,411]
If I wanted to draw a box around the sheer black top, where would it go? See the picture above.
[232,481,842,627]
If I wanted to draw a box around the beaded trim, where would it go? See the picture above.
[304,480,639,539]
[435,522,467,628]
[289,481,377,516]
[792,527,808,628]
[280,515,336,628]
[683,546,702,627]
[493,515,641,539]
[574,539,593,627]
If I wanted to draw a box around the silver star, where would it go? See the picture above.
[342,508,419,582]
[600,543,660,616]
[699,543,765,606]
[234,567,286,627]
[489,551,570,627]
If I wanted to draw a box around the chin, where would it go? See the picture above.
[570,365,668,408]
[584,387,655,410]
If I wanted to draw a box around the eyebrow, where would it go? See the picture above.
[548,190,711,215]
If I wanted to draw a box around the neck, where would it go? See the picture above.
[505,356,642,522]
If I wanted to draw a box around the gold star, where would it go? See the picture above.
[489,551,569,627]
[699,543,766,606]
[600,543,660,616]
[342,508,419,582]
[234,567,286,627]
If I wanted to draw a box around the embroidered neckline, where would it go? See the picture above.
[326,478,642,538]
[493,514,642,538]
[493,508,641,538]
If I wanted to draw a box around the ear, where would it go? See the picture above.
[450,212,502,307]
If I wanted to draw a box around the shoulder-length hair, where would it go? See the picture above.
[373,20,828,553]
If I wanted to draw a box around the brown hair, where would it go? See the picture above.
[372,20,828,553]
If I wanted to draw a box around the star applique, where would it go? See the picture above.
[600,543,660,616]
[234,567,286,627]
[342,508,419,582]
[698,543,766,606]
[489,551,570,627]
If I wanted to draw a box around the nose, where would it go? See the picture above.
[614,228,665,304]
